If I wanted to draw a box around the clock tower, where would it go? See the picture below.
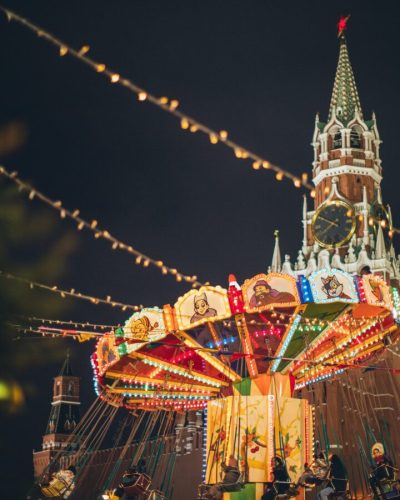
[272,19,400,285]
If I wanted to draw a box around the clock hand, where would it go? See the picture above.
[319,215,339,227]
[319,219,338,237]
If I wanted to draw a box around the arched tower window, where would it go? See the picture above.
[333,131,342,149]
[350,129,361,148]
[67,381,73,396]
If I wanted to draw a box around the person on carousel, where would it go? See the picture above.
[205,455,240,500]
[261,456,298,500]
[369,442,395,498]
[317,454,347,500]
[296,452,330,487]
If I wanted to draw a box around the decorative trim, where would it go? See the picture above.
[313,165,382,186]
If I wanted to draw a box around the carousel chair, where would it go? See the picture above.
[372,465,400,499]
[272,480,300,499]
[197,472,245,499]
[41,469,75,498]
[121,471,152,496]
[147,489,166,500]
[326,478,349,500]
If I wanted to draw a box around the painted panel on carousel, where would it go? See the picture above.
[362,275,393,309]
[274,397,304,481]
[242,273,300,313]
[174,286,231,330]
[122,308,166,353]
[206,396,273,484]
[309,269,358,304]
[96,334,120,375]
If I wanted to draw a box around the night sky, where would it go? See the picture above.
[2,0,400,496]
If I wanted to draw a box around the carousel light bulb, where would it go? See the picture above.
[59,46,68,56]
[138,92,147,101]
[219,130,228,140]
[96,64,106,72]
[110,73,120,83]
[252,161,261,170]
[262,161,270,169]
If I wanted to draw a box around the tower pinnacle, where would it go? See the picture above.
[328,17,362,124]
[271,230,281,273]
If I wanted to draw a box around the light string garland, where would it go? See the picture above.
[1,9,398,236]
[0,6,314,193]
[0,269,142,311]
[0,165,202,286]
[25,316,121,330]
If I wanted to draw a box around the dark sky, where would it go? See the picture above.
[2,0,400,495]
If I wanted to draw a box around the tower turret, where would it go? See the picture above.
[293,18,397,284]
[32,355,81,478]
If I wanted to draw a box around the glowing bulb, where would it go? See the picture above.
[96,64,106,72]
[138,92,147,101]
[79,45,90,55]
[59,46,68,56]
[110,73,120,83]
[294,178,301,188]
[160,96,168,104]
[209,134,218,144]
[262,161,270,169]
[252,161,261,170]
[181,118,189,129]
[219,130,228,140]
[275,172,284,181]
[170,99,179,110]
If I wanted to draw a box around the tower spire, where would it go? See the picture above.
[271,230,281,273]
[328,16,363,123]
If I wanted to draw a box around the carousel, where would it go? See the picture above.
[36,268,400,499]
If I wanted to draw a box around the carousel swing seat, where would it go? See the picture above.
[378,481,400,500]
[326,478,349,500]
[121,471,152,495]
[272,481,300,499]
[41,471,75,498]
[197,472,245,499]
[147,489,166,499]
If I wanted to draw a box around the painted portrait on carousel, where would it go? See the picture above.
[242,273,300,313]
[362,275,392,309]
[174,286,231,330]
[309,269,358,304]
[123,307,166,345]
[96,334,120,375]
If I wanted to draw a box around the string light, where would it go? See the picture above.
[0,6,313,192]
[0,165,202,286]
[0,269,142,311]
[25,316,120,330]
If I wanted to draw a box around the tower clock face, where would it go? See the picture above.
[312,200,356,248]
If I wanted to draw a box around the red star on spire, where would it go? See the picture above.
[337,15,351,38]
